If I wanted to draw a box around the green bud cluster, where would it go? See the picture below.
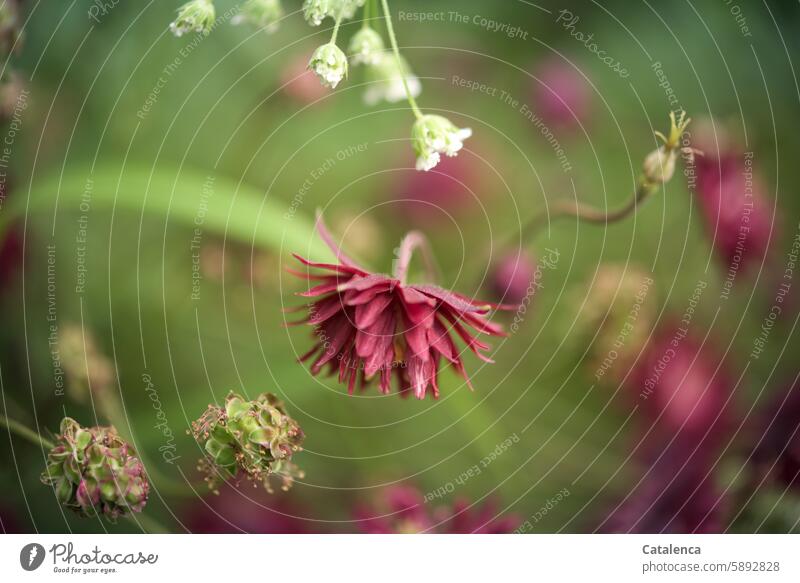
[170,0,217,37]
[40,418,149,519]
[191,392,305,493]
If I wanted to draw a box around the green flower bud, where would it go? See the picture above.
[232,0,283,33]
[191,391,305,493]
[643,110,693,185]
[40,418,149,519]
[349,27,384,66]
[170,0,216,38]
[412,114,472,172]
[308,43,348,89]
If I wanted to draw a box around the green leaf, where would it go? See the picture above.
[1,165,331,258]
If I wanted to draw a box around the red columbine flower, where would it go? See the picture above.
[290,215,506,399]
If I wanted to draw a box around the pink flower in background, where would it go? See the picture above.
[532,56,591,130]
[290,216,506,399]
[750,377,800,491]
[633,323,732,438]
[354,484,519,533]
[489,251,536,307]
[602,323,734,533]
[281,53,329,105]
[694,130,773,274]
[389,153,479,226]
[184,484,310,534]
[599,434,727,533]
[0,225,22,292]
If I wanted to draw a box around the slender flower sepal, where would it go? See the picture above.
[642,110,696,185]
[303,0,365,26]
[349,27,385,66]
[412,114,472,172]
[308,43,349,89]
[363,54,421,106]
[290,214,507,399]
[191,391,305,493]
[40,418,149,520]
[170,0,216,37]
[232,0,283,32]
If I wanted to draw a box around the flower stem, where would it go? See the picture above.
[0,414,54,449]
[380,0,423,120]
[331,12,343,44]
[520,178,658,241]
[362,0,370,29]
[394,231,440,285]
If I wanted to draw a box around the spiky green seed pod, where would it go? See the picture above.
[40,418,149,519]
[191,392,305,493]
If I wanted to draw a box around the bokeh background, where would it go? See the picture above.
[1,0,800,533]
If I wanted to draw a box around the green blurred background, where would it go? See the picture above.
[1,0,799,533]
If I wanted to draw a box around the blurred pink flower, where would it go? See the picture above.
[0,224,23,294]
[602,323,734,533]
[695,142,773,274]
[184,484,310,534]
[633,323,732,438]
[280,52,329,105]
[532,56,591,130]
[489,251,536,307]
[354,484,519,534]
[750,377,800,491]
[291,216,506,399]
[389,153,480,226]
[599,434,727,533]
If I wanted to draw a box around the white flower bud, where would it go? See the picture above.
[349,27,384,66]
[363,54,421,105]
[170,0,216,37]
[232,0,283,32]
[412,115,472,172]
[309,43,349,89]
[303,0,365,26]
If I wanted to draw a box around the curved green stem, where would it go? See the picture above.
[380,0,423,120]
[520,179,657,242]
[0,415,54,449]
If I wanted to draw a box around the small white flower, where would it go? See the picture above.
[363,54,421,105]
[308,43,349,89]
[170,0,216,37]
[349,27,384,66]
[303,0,364,26]
[231,0,283,33]
[412,115,472,171]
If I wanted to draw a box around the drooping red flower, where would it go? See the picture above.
[289,216,506,399]
[353,484,519,534]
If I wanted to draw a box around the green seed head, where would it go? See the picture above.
[191,391,305,493]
